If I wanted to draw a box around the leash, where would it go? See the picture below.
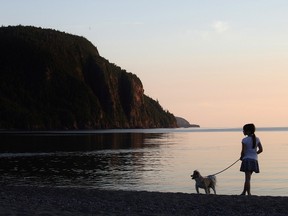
[211,159,240,176]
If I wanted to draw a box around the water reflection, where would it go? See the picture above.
[0,133,166,153]
[0,132,165,188]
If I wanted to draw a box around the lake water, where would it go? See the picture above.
[1,127,288,196]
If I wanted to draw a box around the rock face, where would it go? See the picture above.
[175,117,200,128]
[0,26,177,129]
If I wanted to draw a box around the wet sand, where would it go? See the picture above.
[0,186,288,215]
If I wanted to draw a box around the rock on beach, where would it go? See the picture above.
[0,186,288,215]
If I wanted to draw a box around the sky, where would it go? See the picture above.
[1,0,288,127]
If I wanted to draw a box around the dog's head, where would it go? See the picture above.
[191,170,201,179]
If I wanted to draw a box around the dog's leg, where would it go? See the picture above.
[204,187,209,194]
[195,186,200,194]
[211,186,216,195]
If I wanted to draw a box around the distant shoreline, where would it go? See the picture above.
[0,186,288,215]
[1,126,288,134]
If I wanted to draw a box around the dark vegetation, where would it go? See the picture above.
[175,116,200,128]
[0,26,177,129]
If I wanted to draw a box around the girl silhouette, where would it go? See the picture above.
[240,123,263,195]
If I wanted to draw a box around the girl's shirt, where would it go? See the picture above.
[242,136,261,160]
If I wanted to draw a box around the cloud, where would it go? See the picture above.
[212,21,229,33]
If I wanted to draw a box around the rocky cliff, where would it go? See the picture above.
[0,26,177,129]
[175,117,200,128]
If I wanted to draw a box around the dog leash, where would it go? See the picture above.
[211,159,240,176]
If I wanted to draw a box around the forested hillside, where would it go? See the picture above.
[0,26,177,129]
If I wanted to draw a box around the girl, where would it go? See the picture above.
[240,123,263,195]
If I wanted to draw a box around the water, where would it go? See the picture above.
[1,127,288,196]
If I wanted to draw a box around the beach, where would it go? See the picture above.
[0,186,288,215]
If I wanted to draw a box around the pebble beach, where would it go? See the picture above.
[1,186,288,215]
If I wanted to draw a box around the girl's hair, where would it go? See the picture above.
[243,123,256,148]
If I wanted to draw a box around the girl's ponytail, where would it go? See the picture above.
[243,123,256,148]
[252,134,256,149]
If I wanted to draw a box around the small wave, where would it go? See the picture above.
[0,152,56,158]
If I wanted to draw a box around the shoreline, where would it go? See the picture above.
[1,186,288,215]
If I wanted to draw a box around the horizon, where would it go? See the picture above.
[1,1,288,128]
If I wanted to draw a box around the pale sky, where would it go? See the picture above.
[1,0,288,127]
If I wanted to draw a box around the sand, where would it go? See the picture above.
[0,186,288,215]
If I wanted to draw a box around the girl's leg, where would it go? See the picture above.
[241,171,252,195]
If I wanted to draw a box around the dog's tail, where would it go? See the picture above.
[208,175,217,185]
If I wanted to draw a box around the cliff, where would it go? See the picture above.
[0,26,177,129]
[175,117,200,128]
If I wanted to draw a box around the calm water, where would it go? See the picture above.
[1,127,288,196]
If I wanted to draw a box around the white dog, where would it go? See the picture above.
[191,170,216,194]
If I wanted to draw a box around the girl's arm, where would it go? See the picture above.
[257,142,263,154]
[240,142,245,160]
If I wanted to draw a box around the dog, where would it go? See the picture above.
[191,170,216,194]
